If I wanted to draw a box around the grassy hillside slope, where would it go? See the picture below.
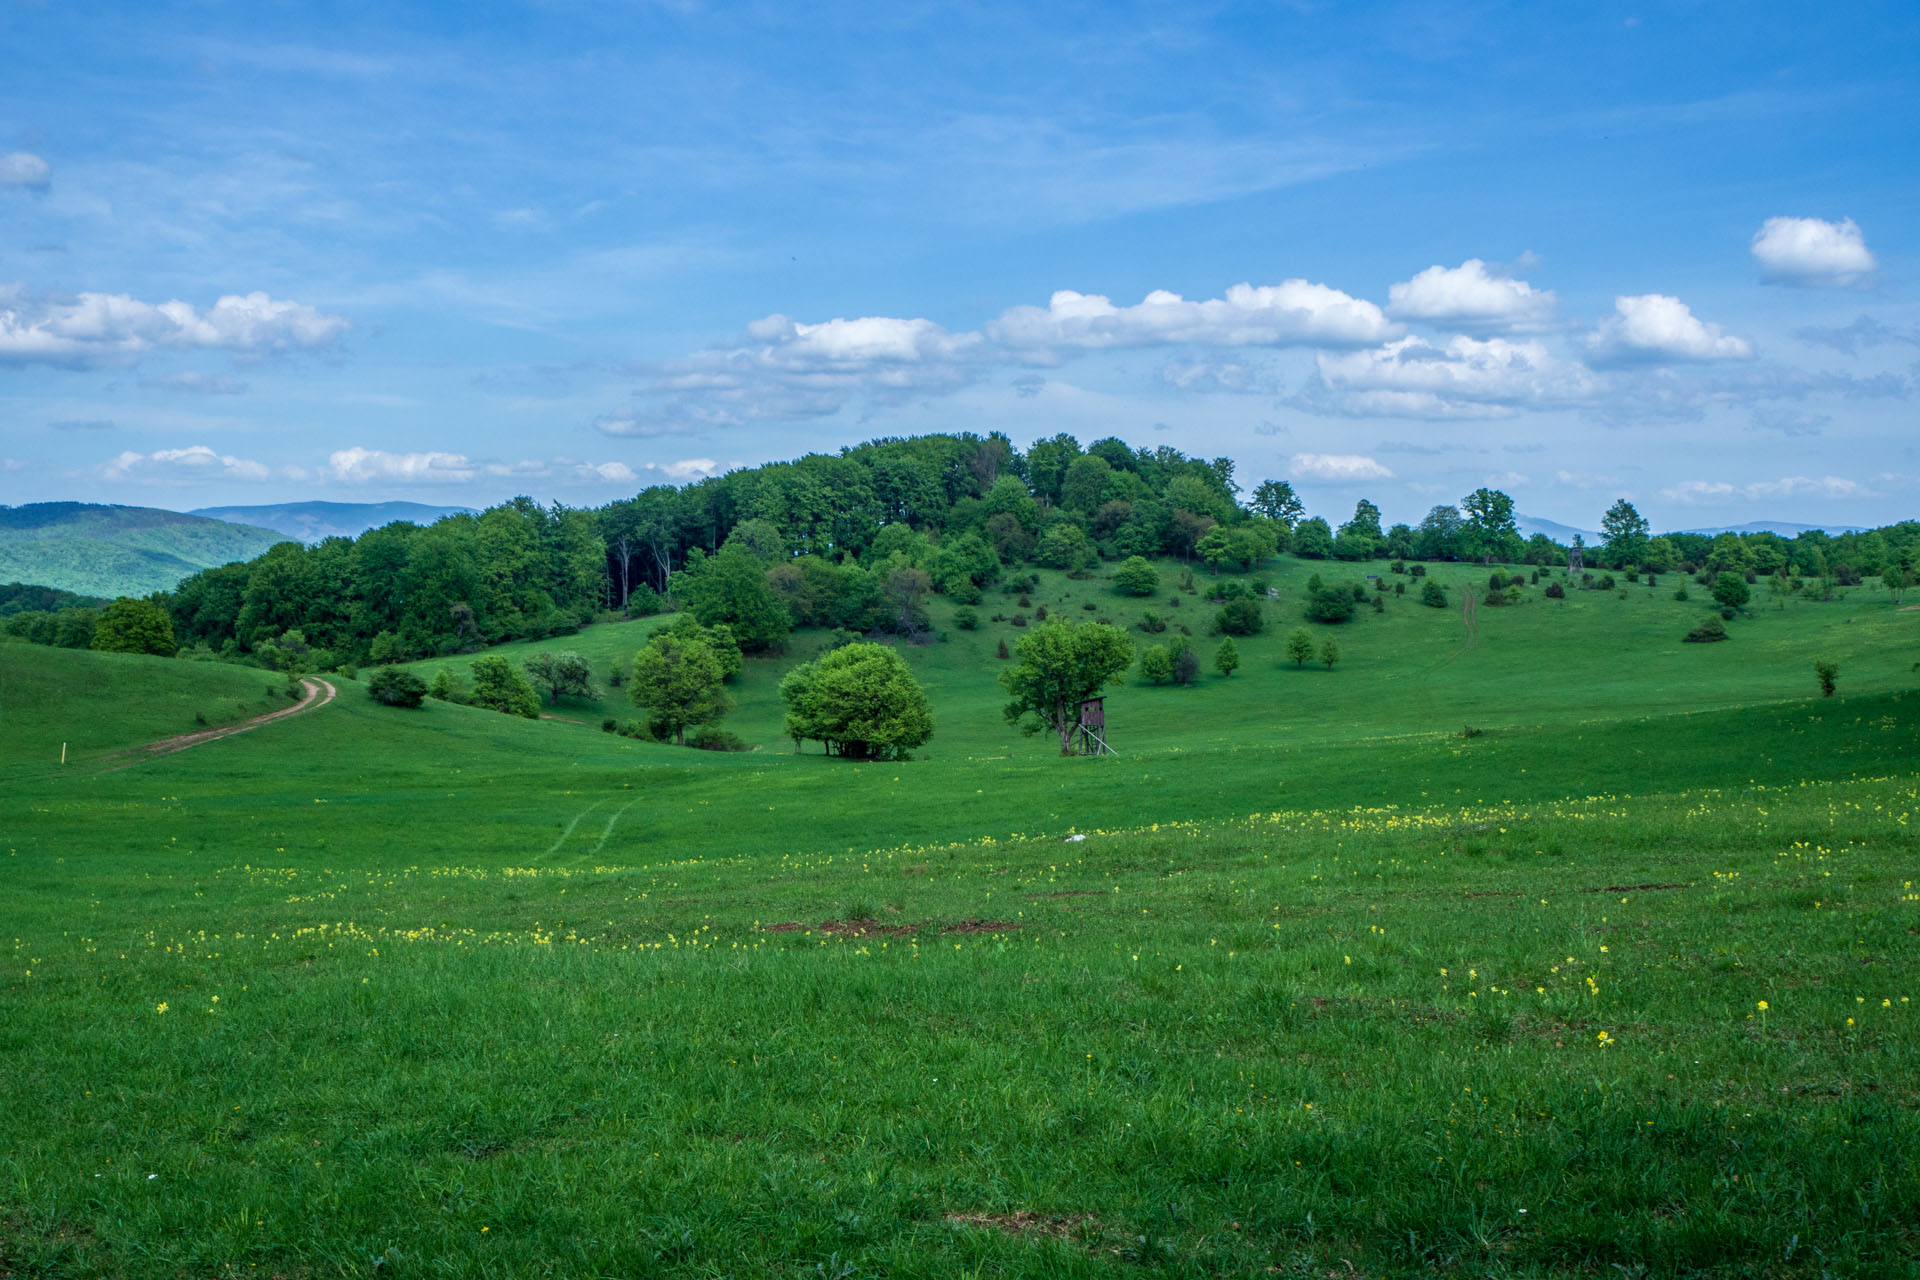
[0,502,288,597]
[0,642,294,774]
[415,556,1920,760]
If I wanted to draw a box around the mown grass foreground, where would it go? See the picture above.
[3,646,1918,1276]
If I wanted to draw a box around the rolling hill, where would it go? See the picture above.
[0,502,289,598]
[192,500,475,542]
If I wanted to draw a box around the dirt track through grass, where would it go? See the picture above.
[95,676,336,772]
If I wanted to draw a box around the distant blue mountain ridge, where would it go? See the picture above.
[1516,516,1866,543]
[190,501,476,543]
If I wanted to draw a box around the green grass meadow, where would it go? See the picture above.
[3,559,1918,1277]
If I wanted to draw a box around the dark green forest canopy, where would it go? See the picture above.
[16,432,1913,667]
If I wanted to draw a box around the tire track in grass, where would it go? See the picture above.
[588,797,641,857]
[542,801,604,858]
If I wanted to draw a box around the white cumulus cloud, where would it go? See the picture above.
[1587,295,1752,363]
[0,152,51,189]
[989,281,1394,358]
[1305,334,1601,419]
[0,287,348,366]
[1290,453,1394,483]
[1751,216,1877,288]
[1386,259,1555,329]
[102,445,272,484]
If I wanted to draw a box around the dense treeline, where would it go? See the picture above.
[4,430,1915,668]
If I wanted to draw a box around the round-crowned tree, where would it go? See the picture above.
[91,597,177,657]
[1216,595,1263,635]
[779,641,933,760]
[1138,643,1173,685]
[1111,556,1160,597]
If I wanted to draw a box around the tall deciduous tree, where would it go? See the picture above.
[91,597,177,657]
[523,650,598,706]
[677,547,792,652]
[469,655,542,719]
[1461,488,1519,564]
[1601,499,1652,568]
[631,632,733,745]
[999,620,1133,755]
[1249,479,1306,528]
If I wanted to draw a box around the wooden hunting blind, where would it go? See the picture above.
[1075,697,1113,756]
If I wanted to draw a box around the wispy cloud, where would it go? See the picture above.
[0,152,51,190]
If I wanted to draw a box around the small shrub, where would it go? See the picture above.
[1544,581,1565,599]
[1167,595,1181,608]
[1420,580,1447,609]
[687,727,751,752]
[954,607,979,631]
[366,666,428,709]
[1172,645,1201,686]
[1138,644,1173,684]
[1017,595,1032,609]
[1596,573,1616,591]
[1111,556,1160,597]
[1720,605,1736,620]
[1371,594,1384,613]
[1814,658,1838,696]
[1307,586,1357,624]
[1460,725,1484,738]
[996,639,1010,659]
[1139,612,1167,634]
[1082,601,1097,611]
[1410,564,1427,577]
[337,664,359,681]
[1683,619,1729,643]
[601,718,617,732]
[1011,614,1029,627]
[1394,582,1406,595]
[1673,587,1690,602]
[1390,561,1406,575]
[1035,604,1049,621]
[1216,596,1263,636]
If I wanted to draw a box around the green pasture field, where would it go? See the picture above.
[3,559,1918,1277]
[406,556,1920,761]
[0,643,293,777]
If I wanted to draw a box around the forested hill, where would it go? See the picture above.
[12,432,1913,669]
[192,501,475,543]
[0,503,288,598]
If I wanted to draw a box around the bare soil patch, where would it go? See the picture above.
[942,919,1022,934]
[945,1211,1086,1239]
[1586,882,1688,893]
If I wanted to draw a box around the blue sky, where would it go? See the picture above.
[2,0,1916,530]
